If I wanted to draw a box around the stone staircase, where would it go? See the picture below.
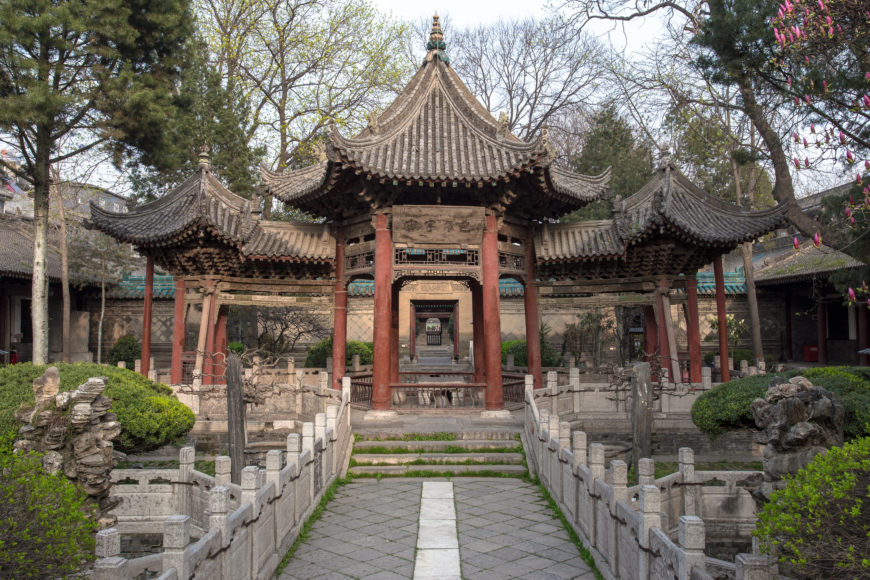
[348,431,527,477]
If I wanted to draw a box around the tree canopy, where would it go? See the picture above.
[561,106,654,222]
[0,0,193,364]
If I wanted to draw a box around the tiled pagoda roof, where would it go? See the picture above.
[534,161,791,280]
[89,162,256,247]
[89,158,335,277]
[755,243,863,285]
[261,16,610,220]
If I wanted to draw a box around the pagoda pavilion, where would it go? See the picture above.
[90,16,789,411]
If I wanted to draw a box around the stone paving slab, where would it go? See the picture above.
[279,478,596,580]
[454,479,596,580]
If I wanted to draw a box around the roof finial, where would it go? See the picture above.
[198,144,210,170]
[425,14,449,65]
[657,143,671,169]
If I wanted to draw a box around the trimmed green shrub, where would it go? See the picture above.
[755,436,870,578]
[304,337,374,368]
[227,341,244,355]
[690,374,770,439]
[691,366,870,441]
[501,339,561,367]
[0,363,194,453]
[0,437,97,577]
[107,333,141,368]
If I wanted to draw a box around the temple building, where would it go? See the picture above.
[90,16,790,411]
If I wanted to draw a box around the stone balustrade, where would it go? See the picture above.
[522,380,773,580]
[93,384,352,580]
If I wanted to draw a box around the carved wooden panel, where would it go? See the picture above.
[392,205,485,246]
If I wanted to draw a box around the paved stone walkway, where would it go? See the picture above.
[278,478,596,580]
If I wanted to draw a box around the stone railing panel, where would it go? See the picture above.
[522,373,773,580]
[94,398,352,580]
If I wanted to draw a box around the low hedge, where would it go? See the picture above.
[0,363,195,453]
[691,366,870,441]
[304,337,374,368]
[501,339,561,367]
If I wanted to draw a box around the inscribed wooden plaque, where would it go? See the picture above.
[392,205,485,245]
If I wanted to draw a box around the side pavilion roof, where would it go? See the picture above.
[261,15,610,220]
[534,161,791,281]
[88,157,335,278]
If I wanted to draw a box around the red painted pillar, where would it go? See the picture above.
[858,306,869,366]
[817,300,828,365]
[785,294,793,361]
[482,213,503,409]
[472,283,485,384]
[524,228,543,389]
[713,257,730,382]
[644,305,658,360]
[141,257,154,377]
[214,305,228,384]
[391,284,400,385]
[452,302,460,360]
[171,279,186,384]
[656,281,672,380]
[331,227,347,390]
[409,302,416,361]
[372,213,393,410]
[687,275,702,383]
[203,282,218,386]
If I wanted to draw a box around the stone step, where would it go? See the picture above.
[352,452,524,465]
[354,431,520,442]
[348,464,528,476]
[353,439,521,452]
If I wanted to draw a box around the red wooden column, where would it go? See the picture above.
[482,213,503,409]
[214,305,228,384]
[472,283,485,384]
[409,302,416,361]
[391,284,400,385]
[713,257,730,382]
[170,279,186,384]
[656,281,672,380]
[331,227,347,390]
[452,302,459,360]
[686,274,702,383]
[858,306,869,366]
[817,300,828,365]
[371,213,393,410]
[141,256,154,377]
[203,284,219,386]
[644,305,658,360]
[784,294,793,360]
[524,228,542,389]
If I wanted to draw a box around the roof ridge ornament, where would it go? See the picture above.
[657,143,672,170]
[198,144,210,170]
[425,14,449,65]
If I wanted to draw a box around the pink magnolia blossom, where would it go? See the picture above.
[849,288,856,301]
[813,232,822,248]
[793,236,800,250]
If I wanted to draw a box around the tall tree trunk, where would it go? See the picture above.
[735,75,818,236]
[730,158,764,363]
[52,180,71,363]
[741,242,764,363]
[31,128,51,365]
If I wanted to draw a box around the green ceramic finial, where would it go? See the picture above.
[425,14,449,65]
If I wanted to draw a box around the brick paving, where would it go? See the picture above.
[278,478,596,580]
